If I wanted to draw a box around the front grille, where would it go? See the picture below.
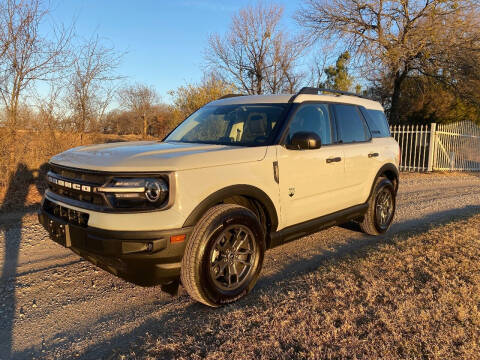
[46,164,172,212]
[47,164,108,207]
[43,198,89,227]
[49,185,106,206]
[49,164,107,184]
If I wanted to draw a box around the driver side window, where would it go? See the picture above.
[287,104,333,145]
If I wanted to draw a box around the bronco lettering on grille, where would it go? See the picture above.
[48,175,93,193]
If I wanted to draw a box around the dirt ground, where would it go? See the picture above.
[1,172,480,359]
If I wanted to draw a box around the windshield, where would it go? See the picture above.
[165,103,289,146]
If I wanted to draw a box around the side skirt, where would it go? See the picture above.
[268,203,368,249]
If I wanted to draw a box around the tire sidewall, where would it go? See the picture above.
[196,207,265,305]
[372,178,396,234]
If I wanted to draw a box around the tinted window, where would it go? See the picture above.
[287,104,333,145]
[165,104,288,146]
[334,104,370,143]
[363,109,390,138]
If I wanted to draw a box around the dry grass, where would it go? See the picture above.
[0,129,146,211]
[125,215,480,360]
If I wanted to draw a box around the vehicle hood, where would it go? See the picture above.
[50,141,268,172]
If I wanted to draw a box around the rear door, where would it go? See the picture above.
[331,104,377,206]
[277,103,348,228]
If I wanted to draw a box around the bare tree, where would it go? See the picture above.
[0,1,10,59]
[117,83,159,138]
[67,35,122,133]
[298,0,480,122]
[0,0,70,129]
[265,31,306,93]
[101,109,135,135]
[307,48,332,89]
[206,2,305,95]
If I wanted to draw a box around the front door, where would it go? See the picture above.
[276,103,348,228]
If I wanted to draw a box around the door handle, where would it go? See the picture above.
[368,152,379,158]
[326,157,342,163]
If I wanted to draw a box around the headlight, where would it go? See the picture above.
[98,177,169,210]
[144,179,166,202]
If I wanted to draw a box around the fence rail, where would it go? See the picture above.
[390,121,480,172]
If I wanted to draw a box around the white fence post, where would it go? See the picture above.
[427,123,437,172]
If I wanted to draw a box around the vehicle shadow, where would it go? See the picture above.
[256,204,480,289]
[12,204,480,359]
[0,163,47,359]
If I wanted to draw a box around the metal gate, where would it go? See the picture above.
[390,124,434,172]
[433,121,480,171]
[390,121,480,172]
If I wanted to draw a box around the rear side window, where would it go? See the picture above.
[362,109,391,138]
[333,104,370,143]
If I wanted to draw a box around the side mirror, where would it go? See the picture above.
[286,131,322,150]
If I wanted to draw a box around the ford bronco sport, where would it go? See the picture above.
[39,87,399,307]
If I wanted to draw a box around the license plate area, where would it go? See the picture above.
[46,219,71,247]
[43,198,89,227]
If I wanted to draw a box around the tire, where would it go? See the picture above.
[360,177,396,235]
[180,204,265,307]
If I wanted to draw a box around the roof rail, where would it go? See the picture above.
[217,94,245,100]
[289,87,371,102]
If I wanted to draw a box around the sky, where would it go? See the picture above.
[47,0,303,104]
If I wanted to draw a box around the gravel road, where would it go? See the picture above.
[1,172,480,359]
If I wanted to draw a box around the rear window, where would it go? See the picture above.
[362,109,391,138]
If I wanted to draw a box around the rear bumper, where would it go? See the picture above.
[38,205,192,286]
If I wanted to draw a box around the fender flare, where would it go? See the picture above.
[368,163,399,199]
[182,184,279,232]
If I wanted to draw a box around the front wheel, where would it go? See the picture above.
[360,177,396,235]
[181,204,265,307]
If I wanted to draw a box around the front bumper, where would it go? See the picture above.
[38,202,192,286]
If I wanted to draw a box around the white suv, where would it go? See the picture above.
[39,87,399,306]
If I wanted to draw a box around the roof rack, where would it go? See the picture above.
[289,87,371,102]
[217,94,245,100]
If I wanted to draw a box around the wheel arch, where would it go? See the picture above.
[369,163,399,199]
[182,185,279,233]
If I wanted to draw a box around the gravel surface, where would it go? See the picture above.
[1,172,480,359]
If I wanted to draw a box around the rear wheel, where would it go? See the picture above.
[181,204,265,307]
[360,177,396,235]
